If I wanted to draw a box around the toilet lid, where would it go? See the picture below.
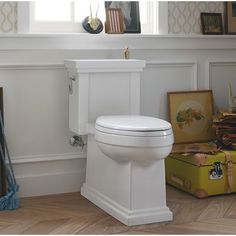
[95,115,171,132]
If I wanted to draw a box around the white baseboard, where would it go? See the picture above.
[81,183,173,226]
[11,151,86,197]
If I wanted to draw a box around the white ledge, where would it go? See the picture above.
[64,59,146,72]
[1,33,236,50]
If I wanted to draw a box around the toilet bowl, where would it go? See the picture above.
[95,115,174,162]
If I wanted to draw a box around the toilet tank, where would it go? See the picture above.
[64,59,146,135]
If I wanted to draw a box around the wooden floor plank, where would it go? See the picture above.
[49,214,105,235]
[169,201,210,225]
[224,198,236,219]
[197,197,234,221]
[0,221,37,235]
[76,215,130,234]
[199,217,236,226]
[163,221,236,234]
[20,218,71,234]
[118,230,157,234]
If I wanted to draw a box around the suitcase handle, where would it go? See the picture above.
[170,174,191,189]
[170,175,184,186]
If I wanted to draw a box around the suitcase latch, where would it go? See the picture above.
[209,161,223,180]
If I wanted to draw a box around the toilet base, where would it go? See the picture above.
[81,134,173,226]
[81,183,172,226]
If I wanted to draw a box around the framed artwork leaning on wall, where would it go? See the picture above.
[168,90,214,144]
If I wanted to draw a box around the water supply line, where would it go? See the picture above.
[69,135,87,149]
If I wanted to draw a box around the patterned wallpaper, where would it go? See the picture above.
[0,2,17,33]
[168,2,224,34]
[0,1,224,35]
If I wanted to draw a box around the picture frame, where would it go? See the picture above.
[168,90,214,144]
[200,13,223,35]
[225,2,236,34]
[105,1,141,33]
[105,8,124,34]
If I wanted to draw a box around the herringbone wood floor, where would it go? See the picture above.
[0,185,236,234]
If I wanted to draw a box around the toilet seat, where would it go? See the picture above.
[95,115,173,148]
[95,115,172,137]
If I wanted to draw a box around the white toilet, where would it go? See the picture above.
[65,59,173,226]
[95,115,173,162]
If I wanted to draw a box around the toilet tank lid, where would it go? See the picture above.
[95,115,172,131]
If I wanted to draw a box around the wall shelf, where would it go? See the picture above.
[1,33,236,50]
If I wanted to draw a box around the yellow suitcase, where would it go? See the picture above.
[165,150,236,198]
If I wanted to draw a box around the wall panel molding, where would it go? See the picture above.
[207,60,236,111]
[0,63,64,70]
[12,150,86,197]
[141,61,198,120]
[11,150,86,164]
[207,60,236,89]
[146,61,198,90]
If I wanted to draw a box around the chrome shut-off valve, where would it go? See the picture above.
[69,135,86,149]
[69,76,76,94]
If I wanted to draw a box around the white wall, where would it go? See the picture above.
[1,35,236,197]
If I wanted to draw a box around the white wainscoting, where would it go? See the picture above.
[0,36,235,197]
[141,61,197,120]
[0,60,202,197]
[1,60,199,197]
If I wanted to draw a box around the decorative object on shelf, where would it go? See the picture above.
[82,4,103,34]
[225,2,236,34]
[200,13,223,34]
[105,8,124,34]
[228,83,236,113]
[168,90,214,144]
[105,1,141,33]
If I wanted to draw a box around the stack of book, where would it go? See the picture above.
[213,111,236,149]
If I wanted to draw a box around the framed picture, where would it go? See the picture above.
[105,8,124,34]
[225,2,236,34]
[200,13,223,34]
[105,1,141,33]
[168,90,214,144]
